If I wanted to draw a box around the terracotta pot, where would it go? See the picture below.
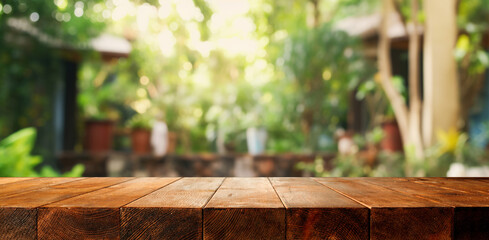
[131,128,151,155]
[381,120,403,152]
[84,120,114,153]
[167,131,177,154]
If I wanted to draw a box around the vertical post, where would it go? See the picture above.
[62,60,79,151]
[422,0,460,145]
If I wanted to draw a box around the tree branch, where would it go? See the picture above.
[393,0,408,32]
[408,0,424,157]
[379,0,410,145]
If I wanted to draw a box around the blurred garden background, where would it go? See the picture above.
[2,0,489,177]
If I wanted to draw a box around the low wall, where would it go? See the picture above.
[58,152,335,177]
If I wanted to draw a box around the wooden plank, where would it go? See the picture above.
[315,178,453,240]
[413,177,489,195]
[0,177,82,198]
[0,177,128,240]
[0,177,33,185]
[122,177,224,240]
[0,177,131,208]
[270,177,369,240]
[0,207,37,240]
[38,177,179,240]
[364,178,489,239]
[0,178,83,240]
[204,178,285,240]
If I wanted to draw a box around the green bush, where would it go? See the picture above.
[126,114,153,130]
[0,128,84,177]
[297,129,489,177]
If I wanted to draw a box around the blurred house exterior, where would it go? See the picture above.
[5,17,131,165]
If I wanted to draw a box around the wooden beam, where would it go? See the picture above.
[203,178,285,240]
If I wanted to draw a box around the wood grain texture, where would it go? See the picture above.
[0,178,126,240]
[0,177,131,208]
[204,178,285,240]
[0,177,82,198]
[38,177,178,240]
[122,177,224,240]
[315,178,453,240]
[0,177,32,185]
[414,177,489,195]
[270,177,369,240]
[0,208,37,240]
[364,177,489,240]
[455,207,489,240]
[0,177,488,239]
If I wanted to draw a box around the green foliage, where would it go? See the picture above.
[406,129,488,177]
[298,129,488,177]
[455,34,489,75]
[282,24,369,150]
[127,114,152,130]
[0,128,84,177]
[296,156,329,177]
[353,127,385,149]
[0,0,106,163]
[356,74,406,126]
[458,0,489,30]
[78,62,123,120]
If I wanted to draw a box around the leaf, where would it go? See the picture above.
[477,50,489,67]
[436,128,462,155]
[456,34,470,52]
[62,164,85,177]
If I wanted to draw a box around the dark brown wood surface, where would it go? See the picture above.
[414,177,489,195]
[0,178,127,240]
[363,177,489,239]
[204,178,285,240]
[0,177,488,239]
[314,178,454,240]
[270,177,369,240]
[122,177,223,240]
[38,177,179,240]
[0,178,83,240]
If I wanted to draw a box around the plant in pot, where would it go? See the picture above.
[205,105,242,154]
[127,114,152,155]
[241,108,267,155]
[78,67,120,153]
[356,75,405,153]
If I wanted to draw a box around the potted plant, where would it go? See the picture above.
[381,117,403,152]
[241,110,267,155]
[127,114,152,155]
[83,118,115,153]
[356,76,404,153]
[78,69,119,153]
[246,126,268,155]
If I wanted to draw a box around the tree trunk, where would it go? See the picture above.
[379,0,410,148]
[422,0,460,145]
[310,0,320,27]
[408,0,424,158]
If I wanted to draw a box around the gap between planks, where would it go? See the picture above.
[120,177,182,208]
[201,177,226,239]
[312,178,372,209]
[36,178,136,208]
[267,177,287,240]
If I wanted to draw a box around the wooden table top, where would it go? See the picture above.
[0,177,488,239]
